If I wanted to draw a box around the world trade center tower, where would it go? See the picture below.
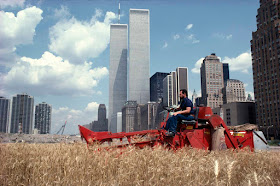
[109,24,128,131]
[129,9,150,104]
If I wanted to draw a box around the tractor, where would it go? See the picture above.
[78,106,268,151]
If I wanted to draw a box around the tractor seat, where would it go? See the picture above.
[181,107,199,125]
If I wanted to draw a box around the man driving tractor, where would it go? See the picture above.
[164,89,194,136]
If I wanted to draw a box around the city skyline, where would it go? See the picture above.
[0,0,258,134]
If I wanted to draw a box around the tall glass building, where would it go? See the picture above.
[129,9,150,104]
[223,63,230,85]
[150,72,169,102]
[0,97,10,133]
[10,94,34,134]
[35,102,52,134]
[109,24,128,131]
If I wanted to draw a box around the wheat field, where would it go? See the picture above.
[1,143,280,186]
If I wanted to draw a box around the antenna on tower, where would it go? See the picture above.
[118,2,120,24]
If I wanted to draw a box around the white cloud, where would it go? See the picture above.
[186,34,194,40]
[0,6,43,66]
[85,102,99,112]
[0,0,25,8]
[49,9,117,64]
[191,58,204,74]
[213,33,233,40]
[2,51,108,96]
[226,35,233,40]
[186,34,200,44]
[162,41,168,49]
[173,34,180,40]
[192,40,200,44]
[52,101,100,134]
[185,24,193,30]
[223,51,252,73]
[53,5,71,19]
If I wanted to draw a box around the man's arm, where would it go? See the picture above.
[173,107,191,116]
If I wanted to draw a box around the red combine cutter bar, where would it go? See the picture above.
[79,106,268,151]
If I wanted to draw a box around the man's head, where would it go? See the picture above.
[179,89,188,99]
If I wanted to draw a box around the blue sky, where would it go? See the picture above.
[0,0,259,134]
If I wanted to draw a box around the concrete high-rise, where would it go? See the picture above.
[109,24,128,132]
[200,53,224,109]
[0,97,10,133]
[212,102,256,126]
[35,102,52,134]
[129,9,150,104]
[163,75,173,107]
[171,71,178,105]
[223,79,246,104]
[176,67,188,102]
[150,72,169,102]
[122,101,138,132]
[162,67,189,107]
[10,94,34,134]
[251,0,280,139]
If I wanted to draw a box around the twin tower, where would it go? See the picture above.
[109,9,150,131]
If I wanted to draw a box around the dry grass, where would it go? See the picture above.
[1,143,280,186]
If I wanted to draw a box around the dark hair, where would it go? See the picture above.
[180,89,188,97]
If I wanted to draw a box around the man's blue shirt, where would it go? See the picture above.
[179,97,193,116]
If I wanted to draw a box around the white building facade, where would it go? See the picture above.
[129,9,150,104]
[109,24,128,132]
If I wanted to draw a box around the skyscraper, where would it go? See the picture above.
[122,101,138,132]
[171,71,178,105]
[176,67,189,102]
[251,0,280,138]
[200,53,224,109]
[89,104,108,132]
[10,94,34,134]
[162,67,189,107]
[223,79,246,104]
[109,24,128,131]
[129,9,150,104]
[163,75,173,107]
[0,97,10,133]
[223,63,230,84]
[150,72,169,102]
[35,102,52,134]
[98,104,107,124]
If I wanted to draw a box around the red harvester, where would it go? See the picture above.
[78,106,268,151]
